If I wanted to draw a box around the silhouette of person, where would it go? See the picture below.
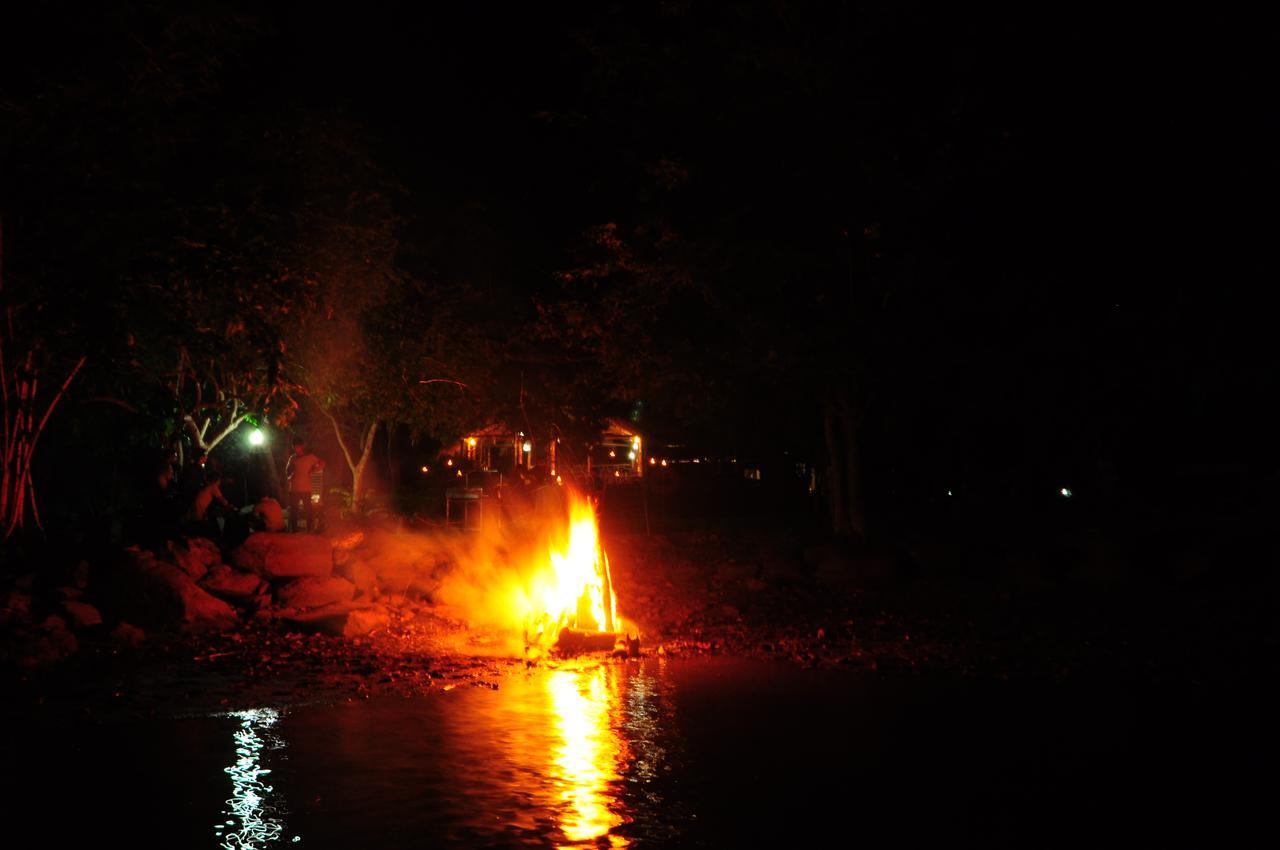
[285,438,324,533]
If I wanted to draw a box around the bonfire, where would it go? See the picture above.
[519,489,637,658]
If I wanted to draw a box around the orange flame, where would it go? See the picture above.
[521,490,618,646]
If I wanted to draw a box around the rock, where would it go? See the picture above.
[274,576,356,611]
[359,529,447,599]
[343,604,391,637]
[230,533,335,580]
[104,547,238,632]
[332,530,366,554]
[278,601,367,636]
[249,586,273,613]
[167,537,221,580]
[15,629,78,667]
[54,586,84,603]
[110,621,146,647]
[253,497,285,532]
[62,601,103,629]
[0,591,33,626]
[200,565,265,600]
[333,557,378,597]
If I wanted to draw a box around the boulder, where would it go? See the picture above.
[274,576,356,611]
[167,537,221,580]
[62,600,103,629]
[333,557,378,597]
[362,532,449,599]
[54,586,84,603]
[10,628,78,667]
[231,532,335,579]
[331,530,366,564]
[278,601,368,636]
[253,497,286,532]
[200,565,265,600]
[110,621,146,647]
[105,547,238,632]
[0,591,33,626]
[343,604,391,637]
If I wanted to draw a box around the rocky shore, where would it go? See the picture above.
[3,520,1276,719]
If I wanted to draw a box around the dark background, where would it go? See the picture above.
[1,2,1275,564]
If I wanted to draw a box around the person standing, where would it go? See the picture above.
[285,438,324,533]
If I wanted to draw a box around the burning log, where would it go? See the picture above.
[551,628,641,657]
[508,485,640,661]
[555,628,619,654]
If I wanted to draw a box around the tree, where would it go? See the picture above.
[0,219,87,539]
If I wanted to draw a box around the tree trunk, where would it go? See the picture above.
[322,410,380,511]
[350,421,378,509]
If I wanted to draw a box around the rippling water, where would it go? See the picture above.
[3,657,1273,847]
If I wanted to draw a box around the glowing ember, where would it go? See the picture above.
[521,490,619,649]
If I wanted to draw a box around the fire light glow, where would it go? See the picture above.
[520,490,618,648]
[547,667,629,846]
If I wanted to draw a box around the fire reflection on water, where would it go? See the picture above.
[547,666,629,846]
[217,708,292,849]
[546,662,674,848]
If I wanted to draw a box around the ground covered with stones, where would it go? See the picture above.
[3,524,1276,721]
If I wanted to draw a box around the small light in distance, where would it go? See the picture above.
[446,458,453,467]
[1060,487,1073,498]
[467,437,477,448]
[649,457,657,465]
[628,450,636,460]
[456,469,463,477]
[608,450,616,458]
[522,441,532,453]
[947,489,953,496]
[421,465,429,474]
[248,428,265,447]
[556,475,563,485]
[660,459,668,467]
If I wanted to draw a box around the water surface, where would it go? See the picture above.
[3,657,1270,847]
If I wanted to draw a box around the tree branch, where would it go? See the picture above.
[320,405,358,474]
